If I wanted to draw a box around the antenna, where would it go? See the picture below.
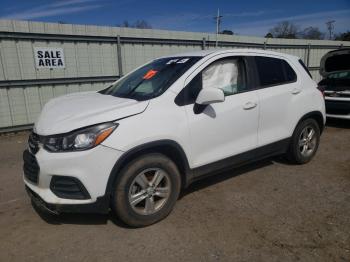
[326,20,335,40]
[214,8,223,47]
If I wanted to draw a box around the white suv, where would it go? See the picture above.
[23,49,325,227]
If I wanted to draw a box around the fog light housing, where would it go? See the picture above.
[50,176,90,200]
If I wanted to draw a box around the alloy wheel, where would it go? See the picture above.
[298,125,317,157]
[128,168,171,215]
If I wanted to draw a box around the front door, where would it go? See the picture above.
[183,56,259,169]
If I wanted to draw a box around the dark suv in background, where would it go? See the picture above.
[319,48,350,120]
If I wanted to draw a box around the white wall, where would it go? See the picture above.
[0,20,349,130]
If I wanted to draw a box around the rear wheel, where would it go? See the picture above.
[111,153,181,227]
[287,118,320,164]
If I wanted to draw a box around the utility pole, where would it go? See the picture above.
[214,8,223,47]
[326,20,335,40]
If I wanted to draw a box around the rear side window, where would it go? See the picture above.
[255,56,297,87]
[298,59,312,78]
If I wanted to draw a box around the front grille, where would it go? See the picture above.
[50,176,90,200]
[28,132,40,154]
[23,149,40,183]
[325,91,350,98]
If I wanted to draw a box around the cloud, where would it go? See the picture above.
[149,8,349,37]
[224,10,282,18]
[150,10,279,32]
[233,9,350,36]
[1,0,103,20]
[51,0,97,8]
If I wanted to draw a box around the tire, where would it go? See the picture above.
[111,153,181,227]
[286,118,320,164]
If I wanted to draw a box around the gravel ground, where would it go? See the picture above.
[0,119,349,262]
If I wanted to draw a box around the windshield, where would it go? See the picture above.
[328,71,350,79]
[100,56,201,101]
[319,70,350,91]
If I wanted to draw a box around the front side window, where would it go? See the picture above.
[100,56,201,101]
[177,57,247,105]
[202,58,247,96]
[255,56,297,87]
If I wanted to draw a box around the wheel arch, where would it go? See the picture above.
[295,111,325,134]
[105,140,192,197]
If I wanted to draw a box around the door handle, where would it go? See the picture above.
[291,88,301,94]
[243,101,257,110]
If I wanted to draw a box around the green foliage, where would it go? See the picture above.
[269,21,299,39]
[300,27,325,40]
[220,30,234,35]
[335,31,350,41]
[120,20,152,29]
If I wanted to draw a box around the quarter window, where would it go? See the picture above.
[298,59,312,78]
[255,56,297,87]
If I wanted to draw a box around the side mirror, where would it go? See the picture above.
[195,88,225,105]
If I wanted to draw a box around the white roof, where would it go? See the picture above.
[165,49,299,60]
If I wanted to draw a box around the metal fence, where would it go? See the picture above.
[0,20,349,132]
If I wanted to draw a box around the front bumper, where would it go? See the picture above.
[325,97,350,119]
[26,185,110,214]
[23,144,124,209]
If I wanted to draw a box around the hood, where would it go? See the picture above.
[320,48,350,77]
[34,91,149,135]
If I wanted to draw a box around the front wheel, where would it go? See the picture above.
[111,153,181,227]
[286,118,320,164]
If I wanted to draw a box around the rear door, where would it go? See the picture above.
[252,55,299,146]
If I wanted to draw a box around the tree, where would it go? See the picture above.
[119,20,152,29]
[220,30,234,35]
[265,32,273,38]
[335,31,350,41]
[134,20,152,29]
[300,26,324,40]
[121,20,130,28]
[269,21,299,39]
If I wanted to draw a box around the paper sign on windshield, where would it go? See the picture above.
[143,69,158,79]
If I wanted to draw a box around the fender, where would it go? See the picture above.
[295,111,325,134]
[104,139,192,197]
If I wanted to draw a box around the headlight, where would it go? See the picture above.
[43,122,118,152]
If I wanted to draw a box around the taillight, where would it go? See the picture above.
[317,85,325,97]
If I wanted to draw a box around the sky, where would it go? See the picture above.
[0,0,349,37]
